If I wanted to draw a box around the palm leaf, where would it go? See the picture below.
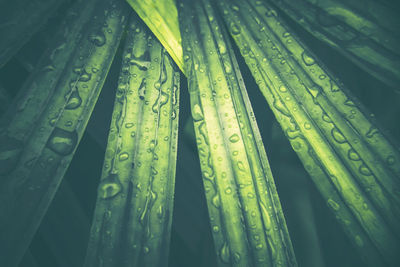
[85,15,180,267]
[0,0,128,265]
[216,0,400,265]
[179,0,296,266]
[125,0,184,74]
[0,0,398,266]
[271,0,400,89]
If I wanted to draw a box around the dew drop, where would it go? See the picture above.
[65,89,82,110]
[348,149,360,161]
[192,104,204,121]
[359,164,372,176]
[301,51,315,66]
[220,242,230,263]
[237,161,245,171]
[279,85,287,92]
[88,30,106,46]
[138,78,146,100]
[366,126,379,138]
[331,128,347,144]
[327,199,340,211]
[229,133,240,143]
[98,173,123,199]
[212,194,220,208]
[47,128,78,156]
[230,22,241,35]
[119,152,129,161]
[330,79,340,92]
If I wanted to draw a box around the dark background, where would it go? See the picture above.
[0,0,399,266]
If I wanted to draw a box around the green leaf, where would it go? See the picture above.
[126,0,184,74]
[84,15,180,267]
[271,0,400,89]
[217,0,400,265]
[179,0,297,266]
[0,0,128,265]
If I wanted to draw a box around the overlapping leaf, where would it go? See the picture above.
[0,0,128,265]
[216,0,400,265]
[271,0,400,89]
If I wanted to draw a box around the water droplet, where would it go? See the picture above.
[125,123,134,128]
[265,9,278,17]
[366,126,379,138]
[279,85,287,92]
[232,252,241,263]
[330,79,340,92]
[47,128,78,156]
[212,194,220,207]
[304,122,312,130]
[237,161,245,171]
[138,78,146,100]
[230,22,241,35]
[65,89,82,109]
[348,149,360,161]
[119,152,129,161]
[225,187,232,194]
[327,199,340,211]
[192,104,204,121]
[229,133,240,143]
[301,51,315,66]
[88,30,106,46]
[359,164,372,176]
[291,141,302,151]
[331,128,347,144]
[98,173,123,199]
[73,68,92,82]
[220,242,230,263]
[322,113,332,123]
[213,226,219,232]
